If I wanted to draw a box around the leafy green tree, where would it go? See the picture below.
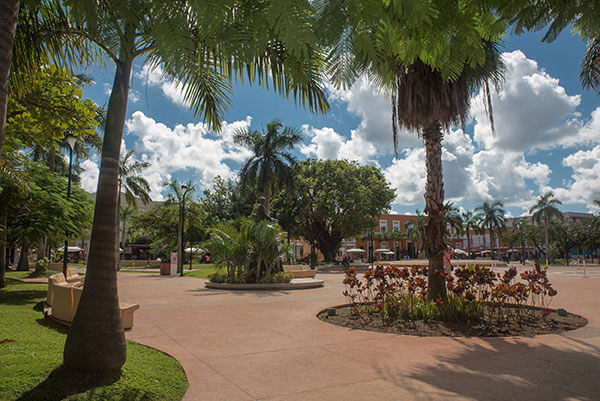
[475,201,505,260]
[529,191,562,265]
[317,0,505,299]
[64,0,329,370]
[234,120,302,217]
[274,159,395,262]
[202,176,256,226]
[550,220,585,265]
[3,162,93,270]
[1,0,101,162]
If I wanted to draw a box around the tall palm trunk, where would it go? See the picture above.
[64,57,133,370]
[489,224,495,260]
[544,212,549,265]
[263,186,271,217]
[422,122,446,301]
[0,0,19,162]
[466,229,471,258]
[16,239,28,270]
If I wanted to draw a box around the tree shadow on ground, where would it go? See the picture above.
[35,314,70,335]
[15,365,150,401]
[0,283,47,306]
[381,337,600,401]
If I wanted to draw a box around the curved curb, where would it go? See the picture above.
[316,302,589,337]
[205,279,324,291]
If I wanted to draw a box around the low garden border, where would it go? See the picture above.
[205,279,324,291]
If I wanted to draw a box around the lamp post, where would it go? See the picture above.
[62,134,76,277]
[308,185,316,270]
[178,185,191,276]
[189,216,193,271]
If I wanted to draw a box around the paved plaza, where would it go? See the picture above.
[119,267,600,401]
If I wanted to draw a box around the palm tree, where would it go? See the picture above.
[475,201,505,260]
[580,38,600,93]
[118,149,151,209]
[234,120,302,217]
[529,191,563,265]
[0,0,19,161]
[461,211,482,258]
[445,206,464,242]
[119,205,135,257]
[318,1,504,300]
[64,1,329,371]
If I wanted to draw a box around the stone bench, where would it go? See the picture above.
[283,264,316,278]
[46,272,139,330]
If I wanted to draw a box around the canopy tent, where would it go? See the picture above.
[383,251,395,255]
[345,248,366,253]
[374,248,391,253]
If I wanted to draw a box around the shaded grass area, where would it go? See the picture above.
[118,264,160,270]
[6,270,57,280]
[0,282,188,401]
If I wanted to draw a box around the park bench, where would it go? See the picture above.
[283,264,316,278]
[45,272,139,329]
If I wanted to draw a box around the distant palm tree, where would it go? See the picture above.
[119,205,135,257]
[461,210,482,257]
[445,206,464,240]
[234,120,302,217]
[475,201,505,260]
[119,149,151,209]
[530,192,563,265]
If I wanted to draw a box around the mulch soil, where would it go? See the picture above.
[318,304,588,337]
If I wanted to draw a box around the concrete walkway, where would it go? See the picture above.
[118,267,600,401]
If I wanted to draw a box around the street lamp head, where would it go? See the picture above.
[308,185,314,197]
[65,135,77,150]
[181,185,188,193]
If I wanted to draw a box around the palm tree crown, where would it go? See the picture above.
[475,201,505,259]
[234,120,302,216]
[119,149,151,208]
[580,38,600,93]
[529,191,562,265]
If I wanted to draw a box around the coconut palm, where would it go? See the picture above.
[475,201,506,260]
[64,1,329,371]
[461,211,482,257]
[234,120,302,217]
[529,191,563,265]
[318,1,504,300]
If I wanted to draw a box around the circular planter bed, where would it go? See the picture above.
[318,303,588,337]
[205,278,324,291]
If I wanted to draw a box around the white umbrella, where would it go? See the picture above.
[346,248,366,253]
[57,246,82,252]
[374,248,391,253]
[184,247,203,253]
[454,248,468,255]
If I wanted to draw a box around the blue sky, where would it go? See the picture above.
[79,29,600,218]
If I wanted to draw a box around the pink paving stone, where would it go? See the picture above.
[118,268,600,401]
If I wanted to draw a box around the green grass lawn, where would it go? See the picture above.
[183,264,219,279]
[0,281,188,401]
